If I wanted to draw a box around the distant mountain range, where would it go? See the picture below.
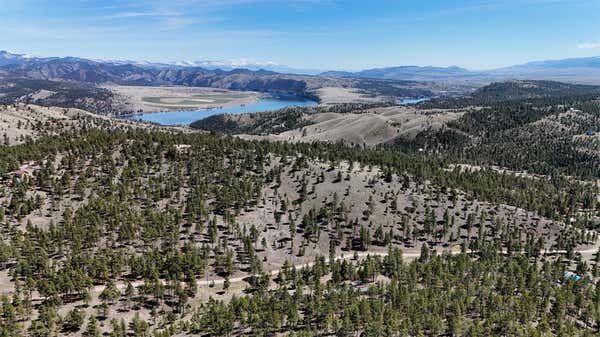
[321,57,600,84]
[0,51,323,75]
[487,57,600,83]
[3,50,600,84]
[0,51,438,105]
[0,61,315,99]
[0,50,37,66]
[100,59,324,75]
[321,66,479,81]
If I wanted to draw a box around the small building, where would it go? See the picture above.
[586,130,595,136]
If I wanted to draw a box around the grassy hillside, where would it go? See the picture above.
[190,102,394,135]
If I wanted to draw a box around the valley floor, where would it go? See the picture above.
[105,85,263,114]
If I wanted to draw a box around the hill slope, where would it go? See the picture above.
[0,126,598,335]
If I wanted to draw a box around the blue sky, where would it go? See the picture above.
[1,0,599,70]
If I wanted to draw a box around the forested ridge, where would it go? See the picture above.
[420,80,600,108]
[397,81,600,179]
[0,127,598,336]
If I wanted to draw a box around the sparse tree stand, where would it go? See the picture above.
[83,316,101,337]
[131,313,150,336]
[223,276,230,293]
[62,308,84,333]
[125,281,135,310]
[0,113,598,337]
[110,318,127,337]
[420,243,430,262]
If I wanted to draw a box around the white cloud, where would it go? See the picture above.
[577,42,600,49]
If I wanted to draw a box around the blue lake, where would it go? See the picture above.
[125,97,318,126]
[399,97,430,105]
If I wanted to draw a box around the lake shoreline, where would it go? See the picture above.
[118,99,262,118]
[124,96,319,126]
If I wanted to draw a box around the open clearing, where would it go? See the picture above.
[105,85,263,113]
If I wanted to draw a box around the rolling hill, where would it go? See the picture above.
[195,80,600,180]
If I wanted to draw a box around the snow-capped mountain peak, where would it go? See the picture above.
[0,50,35,64]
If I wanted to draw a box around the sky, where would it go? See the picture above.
[0,0,599,70]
